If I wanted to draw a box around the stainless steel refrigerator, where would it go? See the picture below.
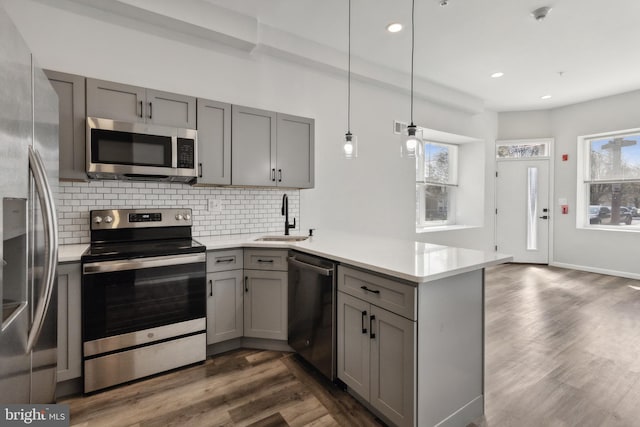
[0,4,59,404]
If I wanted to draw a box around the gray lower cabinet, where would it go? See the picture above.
[57,262,82,382]
[206,270,244,344]
[337,267,416,427]
[196,98,231,185]
[86,78,196,128]
[231,105,314,188]
[44,70,87,181]
[206,249,244,344]
[243,249,288,340]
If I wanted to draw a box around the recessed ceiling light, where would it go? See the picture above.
[491,72,504,78]
[386,23,403,33]
[541,94,552,100]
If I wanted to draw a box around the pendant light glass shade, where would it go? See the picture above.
[343,0,357,159]
[401,0,423,161]
[401,124,423,158]
[344,132,358,159]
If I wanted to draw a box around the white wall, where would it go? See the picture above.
[4,0,497,251]
[499,90,640,278]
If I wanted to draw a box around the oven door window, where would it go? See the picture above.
[83,262,205,341]
[90,128,172,167]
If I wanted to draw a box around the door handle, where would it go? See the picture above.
[369,315,376,339]
[361,310,367,334]
[539,215,548,219]
[26,147,59,353]
[209,279,213,297]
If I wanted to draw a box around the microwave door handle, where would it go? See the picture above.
[26,146,59,353]
[171,136,177,168]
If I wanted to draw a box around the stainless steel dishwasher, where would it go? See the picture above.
[288,251,337,380]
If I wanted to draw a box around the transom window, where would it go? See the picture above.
[580,130,640,228]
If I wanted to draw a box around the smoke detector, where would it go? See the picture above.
[531,6,552,21]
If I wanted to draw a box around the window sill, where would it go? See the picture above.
[577,224,640,233]
[416,224,480,234]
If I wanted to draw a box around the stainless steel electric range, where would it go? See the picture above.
[81,208,206,393]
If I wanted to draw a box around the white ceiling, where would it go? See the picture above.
[202,0,640,112]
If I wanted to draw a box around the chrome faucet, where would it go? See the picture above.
[281,194,296,235]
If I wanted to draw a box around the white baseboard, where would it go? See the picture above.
[550,261,640,280]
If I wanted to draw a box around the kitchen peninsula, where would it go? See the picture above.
[59,231,511,427]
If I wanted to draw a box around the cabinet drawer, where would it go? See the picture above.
[338,266,416,320]
[207,249,243,272]
[244,249,288,271]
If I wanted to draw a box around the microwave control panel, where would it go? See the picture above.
[177,138,195,169]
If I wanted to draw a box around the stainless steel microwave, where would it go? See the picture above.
[86,117,197,183]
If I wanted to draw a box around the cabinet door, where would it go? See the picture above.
[44,70,87,181]
[243,270,287,340]
[337,291,370,401]
[231,105,277,186]
[206,270,244,344]
[196,99,231,185]
[276,113,314,188]
[370,306,416,427]
[86,78,145,123]
[57,263,82,382]
[147,89,196,128]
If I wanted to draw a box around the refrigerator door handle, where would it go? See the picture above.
[26,146,58,353]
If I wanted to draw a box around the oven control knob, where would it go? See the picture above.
[104,215,113,224]
[175,214,183,221]
[94,216,103,224]
[184,213,191,221]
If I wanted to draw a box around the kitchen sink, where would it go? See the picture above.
[255,235,309,242]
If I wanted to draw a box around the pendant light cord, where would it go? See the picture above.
[410,0,415,126]
[347,0,352,134]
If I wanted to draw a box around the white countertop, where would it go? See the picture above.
[59,231,512,284]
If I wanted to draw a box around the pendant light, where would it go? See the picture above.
[343,0,357,159]
[401,0,423,159]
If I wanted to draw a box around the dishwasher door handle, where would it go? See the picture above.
[288,256,333,276]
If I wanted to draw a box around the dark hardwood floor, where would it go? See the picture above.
[62,264,640,426]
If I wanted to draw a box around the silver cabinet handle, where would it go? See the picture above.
[26,147,59,353]
[83,253,205,274]
[287,256,333,276]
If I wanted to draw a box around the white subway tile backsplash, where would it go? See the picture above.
[55,181,300,245]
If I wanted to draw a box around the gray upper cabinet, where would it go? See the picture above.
[196,99,231,185]
[231,105,277,187]
[276,113,314,188]
[231,105,314,188]
[147,89,196,128]
[44,69,87,181]
[86,78,196,128]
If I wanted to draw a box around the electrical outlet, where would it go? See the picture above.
[208,199,223,214]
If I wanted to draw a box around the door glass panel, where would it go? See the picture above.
[2,198,27,326]
[527,167,538,250]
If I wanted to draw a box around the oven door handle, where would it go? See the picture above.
[83,253,206,274]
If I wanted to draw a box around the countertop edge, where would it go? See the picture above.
[58,235,513,283]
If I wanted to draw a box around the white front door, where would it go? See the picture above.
[496,159,550,263]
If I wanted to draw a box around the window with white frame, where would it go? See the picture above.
[416,141,458,227]
[581,130,640,228]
